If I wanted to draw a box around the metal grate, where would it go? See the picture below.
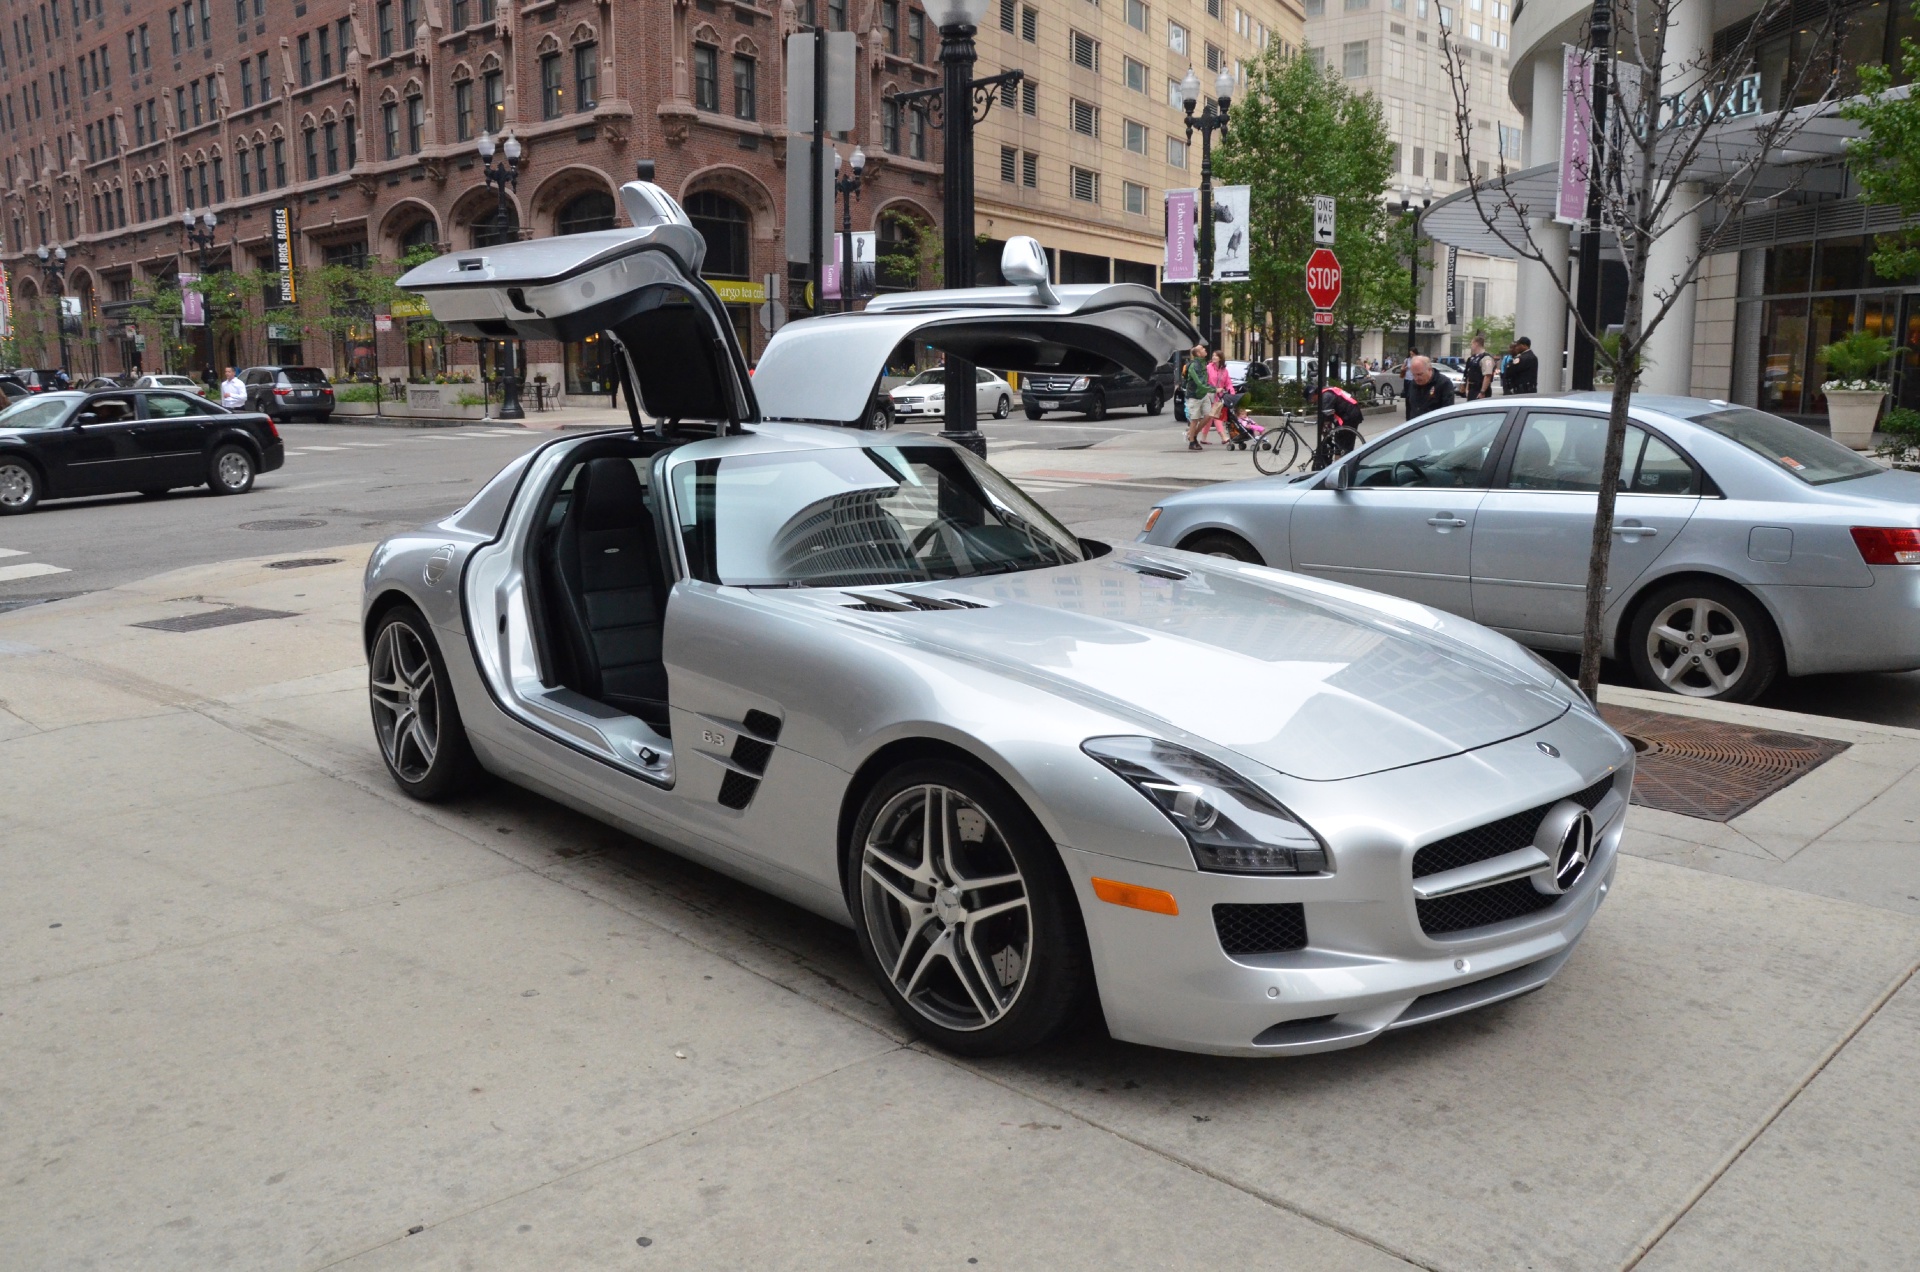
[717,770,758,810]
[1601,705,1848,821]
[1417,878,1556,935]
[1411,774,1615,878]
[238,518,328,530]
[1213,903,1308,956]
[731,736,773,775]
[264,557,342,570]
[742,709,783,741]
[134,606,298,633]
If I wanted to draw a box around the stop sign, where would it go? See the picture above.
[1305,247,1342,309]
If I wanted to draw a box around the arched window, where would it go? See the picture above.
[399,218,438,257]
[471,202,519,247]
[685,190,749,278]
[556,189,615,236]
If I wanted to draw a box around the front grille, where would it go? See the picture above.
[1416,878,1557,935]
[1213,903,1308,956]
[1411,773,1616,879]
[1026,375,1079,393]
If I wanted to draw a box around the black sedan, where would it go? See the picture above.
[0,389,285,515]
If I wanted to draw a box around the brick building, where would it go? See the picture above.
[0,0,947,400]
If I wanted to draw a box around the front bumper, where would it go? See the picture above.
[1059,725,1630,1057]
[889,397,945,418]
[1022,390,1097,412]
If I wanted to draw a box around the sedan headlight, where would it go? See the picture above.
[1070,376,1090,391]
[1082,737,1328,874]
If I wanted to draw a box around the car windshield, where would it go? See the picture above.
[281,368,328,384]
[1684,406,1881,485]
[671,442,1085,587]
[905,370,945,387]
[0,393,81,429]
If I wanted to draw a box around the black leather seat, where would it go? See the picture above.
[546,458,670,729]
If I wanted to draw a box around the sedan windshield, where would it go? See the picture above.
[0,393,82,430]
[671,443,1085,587]
[904,370,945,387]
[1684,406,1881,485]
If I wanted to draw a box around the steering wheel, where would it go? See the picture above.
[1391,460,1426,487]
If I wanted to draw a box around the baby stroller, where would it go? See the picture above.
[1219,399,1265,450]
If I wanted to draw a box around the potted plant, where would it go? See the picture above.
[1818,330,1895,449]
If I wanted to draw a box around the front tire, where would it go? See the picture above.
[1085,391,1107,421]
[369,605,481,800]
[1251,428,1301,476]
[208,444,255,494]
[1145,390,1164,416]
[1627,580,1781,703]
[846,760,1091,1056]
[1023,402,1044,420]
[0,459,41,515]
[1180,531,1264,564]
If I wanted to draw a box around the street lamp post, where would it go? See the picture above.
[892,0,1023,456]
[1399,183,1433,376]
[1180,66,1236,353]
[33,244,70,377]
[181,210,219,385]
[1570,0,1612,392]
[477,131,526,420]
[832,147,868,315]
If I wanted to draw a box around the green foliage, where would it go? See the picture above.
[455,391,490,407]
[335,383,380,402]
[1240,377,1281,414]
[1844,24,1920,282]
[1466,312,1515,352]
[1819,330,1896,383]
[1594,330,1651,388]
[1882,405,1920,439]
[876,209,938,293]
[1213,49,1406,344]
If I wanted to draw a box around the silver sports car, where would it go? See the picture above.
[1142,395,1920,703]
[363,182,1633,1057]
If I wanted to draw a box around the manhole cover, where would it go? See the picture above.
[264,557,343,570]
[134,606,298,633]
[1600,705,1850,821]
[239,518,327,531]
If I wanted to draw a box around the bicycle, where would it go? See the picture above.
[1250,408,1366,476]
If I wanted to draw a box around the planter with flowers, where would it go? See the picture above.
[1818,331,1895,450]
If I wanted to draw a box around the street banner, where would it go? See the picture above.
[272,207,298,304]
[179,275,205,327]
[1556,45,1593,226]
[0,263,12,336]
[1214,184,1251,281]
[823,231,876,300]
[1445,248,1458,325]
[1164,189,1197,283]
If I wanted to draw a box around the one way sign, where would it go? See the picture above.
[1313,195,1336,246]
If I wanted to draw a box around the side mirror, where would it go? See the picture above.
[74,411,100,426]
[1326,459,1351,491]
[1000,236,1059,306]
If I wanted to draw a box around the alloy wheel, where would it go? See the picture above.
[216,450,252,490]
[860,784,1033,1032]
[369,619,442,781]
[0,462,34,509]
[1645,596,1750,697]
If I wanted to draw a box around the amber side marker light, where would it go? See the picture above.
[1091,877,1179,915]
[1142,507,1162,533]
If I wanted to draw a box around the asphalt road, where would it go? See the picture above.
[6,409,1918,728]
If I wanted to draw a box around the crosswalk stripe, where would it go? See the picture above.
[0,548,25,559]
[0,562,70,582]
[303,445,347,451]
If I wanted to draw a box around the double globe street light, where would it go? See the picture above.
[182,210,220,385]
[832,146,869,315]
[1398,182,1434,370]
[33,244,71,376]
[1180,66,1236,354]
[476,131,526,419]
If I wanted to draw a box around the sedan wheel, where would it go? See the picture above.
[848,762,1090,1055]
[209,445,255,494]
[1629,582,1780,703]
[0,460,40,515]
[869,403,892,431]
[994,394,1011,419]
[369,606,480,799]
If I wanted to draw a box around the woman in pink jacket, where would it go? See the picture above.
[1198,351,1236,445]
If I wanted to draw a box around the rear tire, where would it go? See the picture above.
[369,605,482,800]
[1145,390,1164,416]
[1627,579,1781,703]
[208,444,255,494]
[846,759,1092,1056]
[1086,391,1107,421]
[1180,531,1263,564]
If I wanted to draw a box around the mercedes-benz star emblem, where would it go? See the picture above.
[1551,812,1593,893]
[1531,800,1596,896]
[1537,741,1560,758]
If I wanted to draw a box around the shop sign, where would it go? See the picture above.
[709,279,768,305]
[272,207,298,305]
[390,295,432,318]
[1657,73,1761,131]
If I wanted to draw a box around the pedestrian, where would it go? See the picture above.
[1199,350,1236,446]
[1462,335,1497,401]
[1320,384,1365,457]
[219,365,247,410]
[1503,336,1539,395]
[1401,349,1416,399]
[1183,344,1212,449]
[1405,355,1456,420]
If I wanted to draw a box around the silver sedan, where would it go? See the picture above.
[1142,393,1920,702]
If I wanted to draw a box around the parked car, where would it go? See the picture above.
[79,376,131,390]
[887,367,1014,422]
[132,373,207,395]
[1021,364,1173,419]
[10,368,69,393]
[240,365,335,422]
[372,196,1632,1060]
[0,388,284,514]
[0,375,32,401]
[1141,393,1920,703]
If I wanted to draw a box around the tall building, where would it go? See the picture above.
[1304,0,1524,360]
[974,0,1304,290]
[0,0,946,395]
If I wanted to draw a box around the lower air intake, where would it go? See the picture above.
[1213,903,1308,956]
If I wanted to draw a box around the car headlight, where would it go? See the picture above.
[1082,737,1329,874]
[1070,376,1090,391]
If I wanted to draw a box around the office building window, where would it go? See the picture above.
[1071,167,1098,203]
[577,42,599,111]
[337,19,351,71]
[1167,19,1185,53]
[324,121,338,172]
[1166,136,1186,167]
[1021,80,1036,115]
[455,79,473,140]
[452,0,468,27]
[886,0,901,51]
[346,113,358,166]
[1020,4,1037,41]
[1000,145,1016,182]
[1343,40,1367,76]
[304,126,318,179]
[1070,99,1097,138]
[258,53,272,100]
[1124,56,1147,93]
[882,99,900,153]
[1124,118,1147,153]
[1124,180,1147,214]
[298,34,312,85]
[377,2,393,57]
[484,70,504,133]
[402,0,419,44]
[1021,150,1037,187]
[240,60,254,107]
[406,93,423,152]
[1070,30,1098,71]
[692,44,718,111]
[908,9,924,61]
[212,154,224,200]
[1126,0,1147,30]
[908,106,925,160]
[540,51,563,118]
[732,54,754,120]
[382,102,398,157]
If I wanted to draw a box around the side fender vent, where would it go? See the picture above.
[717,769,758,810]
[742,708,783,741]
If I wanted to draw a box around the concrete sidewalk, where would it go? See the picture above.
[3,550,1917,1271]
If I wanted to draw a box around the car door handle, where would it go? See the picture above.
[1426,516,1468,528]
[1611,524,1659,537]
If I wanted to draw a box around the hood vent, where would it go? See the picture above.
[843,591,991,612]
[1121,559,1191,581]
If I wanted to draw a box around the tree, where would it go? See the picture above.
[1842,14,1920,281]
[1213,48,1406,366]
[1442,0,1838,701]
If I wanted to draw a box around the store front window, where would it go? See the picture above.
[566,330,619,396]
[407,319,446,379]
